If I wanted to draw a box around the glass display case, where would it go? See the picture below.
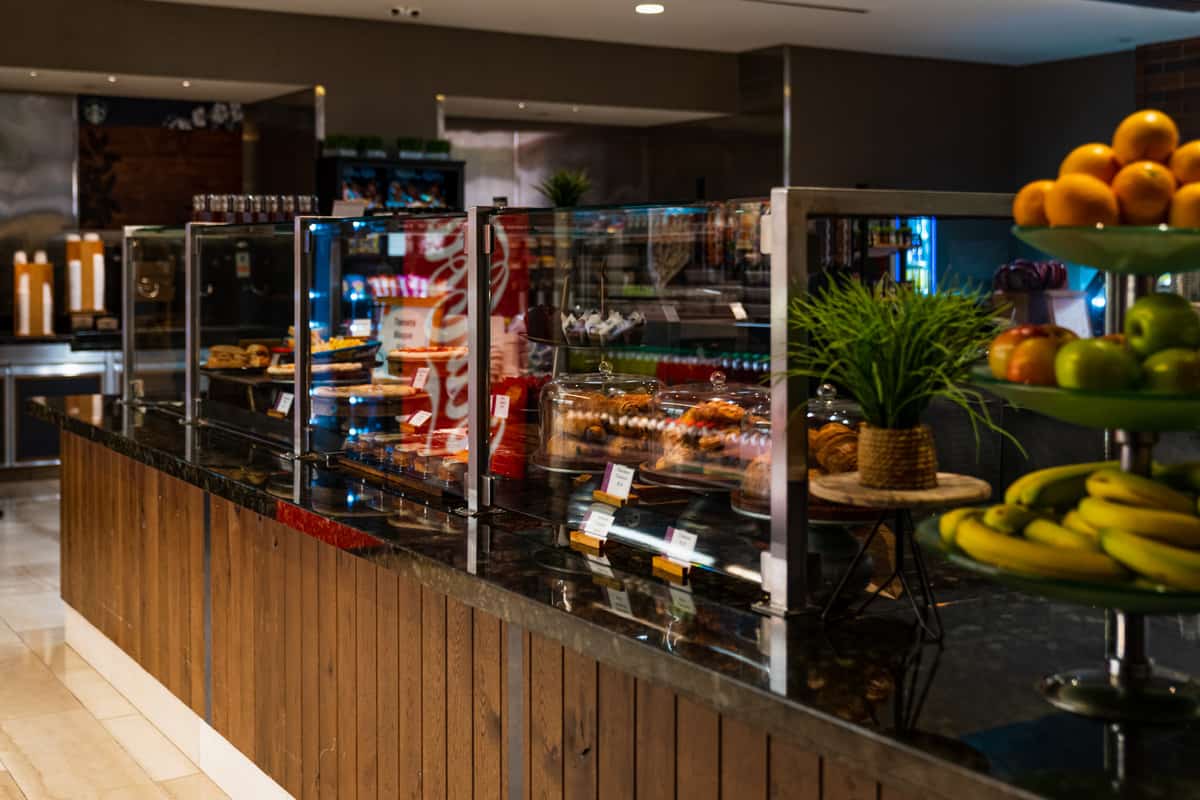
[122,226,187,404]
[189,222,296,444]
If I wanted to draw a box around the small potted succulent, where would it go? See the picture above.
[537,169,592,208]
[396,137,425,159]
[322,134,359,158]
[424,139,452,159]
[358,135,388,159]
[787,278,1008,490]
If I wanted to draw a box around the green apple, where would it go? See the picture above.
[1054,339,1141,391]
[1124,293,1200,358]
[1142,348,1200,393]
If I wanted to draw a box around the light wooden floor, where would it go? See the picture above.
[0,480,228,800]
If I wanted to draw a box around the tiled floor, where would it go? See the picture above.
[0,480,228,800]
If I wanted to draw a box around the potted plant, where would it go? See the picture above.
[358,135,388,159]
[424,139,452,159]
[322,134,358,158]
[787,278,1008,490]
[537,169,591,208]
[396,137,424,159]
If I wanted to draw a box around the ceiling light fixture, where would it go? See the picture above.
[635,3,666,14]
[181,80,192,88]
[572,106,580,112]
[435,93,446,102]
[28,71,37,78]
[518,101,527,109]
[106,75,117,83]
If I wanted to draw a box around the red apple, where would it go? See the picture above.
[1007,336,1062,385]
[989,325,1047,379]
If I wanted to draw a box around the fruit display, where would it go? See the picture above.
[985,291,1200,394]
[935,461,1200,593]
[1015,109,1200,229]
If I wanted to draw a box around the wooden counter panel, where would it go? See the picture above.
[61,433,933,800]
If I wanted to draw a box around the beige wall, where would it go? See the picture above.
[6,0,740,139]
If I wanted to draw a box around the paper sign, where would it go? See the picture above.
[664,527,698,566]
[235,250,251,279]
[585,553,615,579]
[412,367,430,391]
[409,410,432,429]
[670,585,697,616]
[605,587,633,616]
[492,394,510,419]
[730,301,748,321]
[273,392,295,416]
[583,504,616,540]
[601,463,636,501]
[269,352,282,368]
[378,298,438,357]
[662,304,680,323]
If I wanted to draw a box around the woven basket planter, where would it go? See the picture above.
[857,423,938,490]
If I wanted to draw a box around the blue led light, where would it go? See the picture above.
[1091,295,1107,309]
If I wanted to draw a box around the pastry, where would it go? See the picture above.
[267,362,363,378]
[742,453,770,500]
[312,383,417,399]
[206,345,248,369]
[387,346,468,362]
[246,344,271,368]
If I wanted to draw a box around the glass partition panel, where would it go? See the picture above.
[484,202,772,587]
[125,226,186,403]
[302,213,472,498]
[193,222,296,445]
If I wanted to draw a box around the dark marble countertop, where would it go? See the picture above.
[34,395,1200,800]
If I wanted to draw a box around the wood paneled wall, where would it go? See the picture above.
[61,432,924,800]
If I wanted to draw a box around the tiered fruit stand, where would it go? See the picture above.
[921,225,1200,723]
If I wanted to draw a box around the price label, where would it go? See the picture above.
[269,352,282,368]
[273,391,295,416]
[412,367,430,391]
[670,585,697,616]
[585,553,615,579]
[661,304,680,323]
[409,410,432,429]
[730,301,748,321]
[605,587,633,616]
[447,434,469,452]
[601,463,636,501]
[665,526,698,566]
[492,393,510,419]
[583,504,616,540]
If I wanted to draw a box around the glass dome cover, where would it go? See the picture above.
[537,361,661,471]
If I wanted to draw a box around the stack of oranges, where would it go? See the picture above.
[1015,109,1200,228]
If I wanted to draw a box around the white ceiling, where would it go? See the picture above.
[443,96,722,127]
[153,0,1200,65]
[0,66,303,103]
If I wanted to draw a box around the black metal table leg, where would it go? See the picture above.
[821,512,887,624]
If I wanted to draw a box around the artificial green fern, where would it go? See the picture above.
[537,169,591,207]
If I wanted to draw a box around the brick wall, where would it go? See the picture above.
[1137,38,1200,138]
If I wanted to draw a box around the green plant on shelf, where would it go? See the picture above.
[537,169,592,208]
[424,139,451,155]
[787,277,1016,447]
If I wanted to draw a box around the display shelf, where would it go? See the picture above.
[1013,225,1200,275]
[969,367,1200,432]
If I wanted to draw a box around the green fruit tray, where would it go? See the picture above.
[1013,225,1200,275]
[916,518,1200,614]
[970,367,1200,431]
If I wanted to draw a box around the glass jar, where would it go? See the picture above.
[806,383,862,476]
[537,361,661,470]
[649,371,769,489]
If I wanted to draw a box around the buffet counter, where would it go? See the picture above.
[39,395,1200,800]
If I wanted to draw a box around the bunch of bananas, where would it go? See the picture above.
[939,460,1200,590]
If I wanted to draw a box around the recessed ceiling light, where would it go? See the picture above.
[435,93,446,102]
[106,75,117,83]
[635,3,665,13]
[572,105,580,112]
[518,101,527,110]
[28,71,37,78]
[181,80,192,88]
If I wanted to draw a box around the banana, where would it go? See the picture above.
[1100,528,1200,591]
[1086,469,1194,515]
[1062,510,1100,540]
[1005,461,1117,510]
[1078,497,1200,548]
[982,504,1043,534]
[938,507,983,545]
[956,518,1128,582]
[1024,518,1098,551]
[1153,461,1200,493]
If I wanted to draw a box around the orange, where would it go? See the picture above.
[1170,183,1200,228]
[1111,161,1176,224]
[1045,173,1120,227]
[1059,143,1121,183]
[1169,140,1200,185]
[1013,180,1055,226]
[1112,109,1180,164]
